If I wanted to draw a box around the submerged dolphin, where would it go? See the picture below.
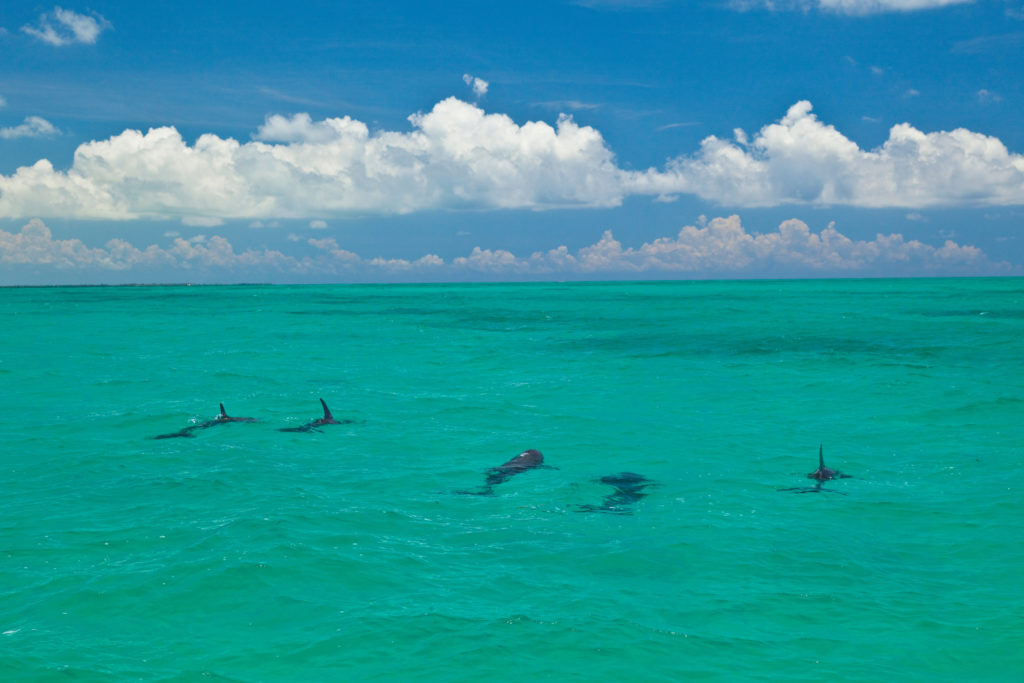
[779,445,853,494]
[153,403,257,439]
[278,398,349,432]
[461,449,546,495]
[575,472,654,514]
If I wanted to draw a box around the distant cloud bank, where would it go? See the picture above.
[1,216,1009,282]
[1,97,1022,222]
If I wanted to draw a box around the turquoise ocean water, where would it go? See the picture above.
[1,278,1021,681]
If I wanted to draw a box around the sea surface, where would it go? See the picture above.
[1,278,1021,681]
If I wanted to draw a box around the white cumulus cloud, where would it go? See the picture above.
[21,6,111,46]
[629,100,1024,208]
[462,74,489,98]
[732,0,974,13]
[0,116,59,139]
[0,98,624,220]
[253,112,352,144]
[817,0,973,12]
[1,98,1023,221]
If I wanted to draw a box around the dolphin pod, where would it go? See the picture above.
[152,399,345,439]
[153,404,856,504]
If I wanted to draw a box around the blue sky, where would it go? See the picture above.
[1,0,1023,284]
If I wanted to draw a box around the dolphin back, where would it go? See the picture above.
[482,449,545,488]
[503,449,543,469]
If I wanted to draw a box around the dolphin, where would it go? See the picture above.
[153,403,257,439]
[779,445,852,493]
[460,449,546,495]
[575,472,654,514]
[278,398,349,432]
[808,444,852,482]
[214,403,257,424]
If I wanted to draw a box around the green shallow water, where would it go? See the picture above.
[1,278,1022,681]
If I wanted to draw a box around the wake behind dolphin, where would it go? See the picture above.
[278,398,350,433]
[779,444,853,494]
[460,449,547,495]
[152,403,256,439]
[575,472,654,514]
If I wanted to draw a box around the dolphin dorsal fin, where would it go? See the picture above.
[220,403,228,418]
[320,398,333,421]
[819,444,824,468]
